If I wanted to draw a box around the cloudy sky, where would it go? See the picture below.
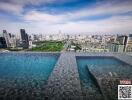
[0,0,132,34]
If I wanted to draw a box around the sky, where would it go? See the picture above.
[0,0,132,34]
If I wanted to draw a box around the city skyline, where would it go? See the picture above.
[0,0,132,34]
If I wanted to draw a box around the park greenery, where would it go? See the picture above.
[31,41,64,52]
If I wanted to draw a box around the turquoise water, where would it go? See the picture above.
[76,56,131,98]
[0,53,59,99]
[76,56,127,67]
[0,53,58,81]
[76,56,132,79]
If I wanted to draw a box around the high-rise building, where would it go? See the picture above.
[0,37,7,48]
[126,34,132,52]
[2,30,17,48]
[107,43,119,52]
[116,35,128,45]
[10,34,16,48]
[3,30,11,47]
[20,29,29,49]
[126,34,132,45]
[116,35,128,52]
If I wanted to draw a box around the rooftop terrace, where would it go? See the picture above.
[0,52,132,100]
[44,52,132,100]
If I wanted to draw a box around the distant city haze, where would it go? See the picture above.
[0,0,132,34]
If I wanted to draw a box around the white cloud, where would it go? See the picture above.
[24,11,64,23]
[57,15,132,34]
[0,2,23,14]
[0,0,69,14]
[0,0,132,34]
[66,1,132,21]
[1,15,132,34]
[8,0,56,5]
[23,1,132,24]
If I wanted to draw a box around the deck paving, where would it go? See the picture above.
[44,52,83,100]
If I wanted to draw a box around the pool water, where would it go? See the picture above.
[77,56,128,66]
[76,56,132,98]
[0,53,59,99]
[77,56,132,78]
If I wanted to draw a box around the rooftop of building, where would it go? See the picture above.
[0,52,132,100]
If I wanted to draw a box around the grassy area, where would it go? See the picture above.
[31,41,64,52]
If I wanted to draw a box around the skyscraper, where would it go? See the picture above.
[116,35,128,52]
[3,30,10,47]
[10,34,16,48]
[20,29,29,49]
[126,34,132,52]
[0,37,7,48]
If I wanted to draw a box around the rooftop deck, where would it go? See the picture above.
[44,52,83,99]
[0,52,132,100]
[44,52,132,100]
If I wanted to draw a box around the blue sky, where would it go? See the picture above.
[0,0,132,34]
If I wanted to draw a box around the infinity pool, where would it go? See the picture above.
[76,56,132,78]
[76,56,132,99]
[0,53,59,99]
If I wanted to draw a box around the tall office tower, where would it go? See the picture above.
[126,34,132,52]
[3,30,11,47]
[116,35,128,52]
[127,34,132,45]
[0,37,7,48]
[20,29,29,49]
[116,35,128,45]
[10,34,16,48]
